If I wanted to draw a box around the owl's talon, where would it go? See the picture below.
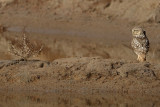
[137,54,146,62]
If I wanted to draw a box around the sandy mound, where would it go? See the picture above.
[0,57,159,95]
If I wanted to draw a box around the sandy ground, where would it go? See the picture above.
[0,0,160,95]
[0,90,160,107]
[0,57,160,95]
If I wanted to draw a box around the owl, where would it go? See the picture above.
[131,27,149,62]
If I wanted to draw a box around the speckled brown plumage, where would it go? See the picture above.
[131,27,149,62]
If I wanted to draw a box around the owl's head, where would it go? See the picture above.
[132,27,146,38]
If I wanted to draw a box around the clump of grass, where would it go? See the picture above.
[8,33,43,61]
[0,25,6,33]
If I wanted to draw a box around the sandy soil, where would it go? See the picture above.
[0,90,160,107]
[0,0,160,95]
[0,57,160,95]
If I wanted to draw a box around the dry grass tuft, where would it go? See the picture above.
[0,25,6,33]
[8,33,43,61]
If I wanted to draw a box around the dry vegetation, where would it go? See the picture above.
[0,25,5,33]
[8,33,43,61]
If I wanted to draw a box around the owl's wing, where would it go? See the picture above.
[139,38,149,54]
[143,38,149,52]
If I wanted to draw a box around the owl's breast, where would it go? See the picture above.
[131,38,149,54]
[131,38,141,49]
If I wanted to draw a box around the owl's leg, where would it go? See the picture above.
[138,54,146,62]
[137,55,140,61]
[137,55,139,61]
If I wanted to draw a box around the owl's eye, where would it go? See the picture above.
[143,31,146,35]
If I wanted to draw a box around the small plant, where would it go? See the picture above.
[8,33,43,61]
[0,25,6,33]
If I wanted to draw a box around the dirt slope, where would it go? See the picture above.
[0,0,160,23]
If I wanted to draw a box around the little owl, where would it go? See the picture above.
[131,27,149,62]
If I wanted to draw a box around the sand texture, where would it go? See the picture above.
[0,0,160,95]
